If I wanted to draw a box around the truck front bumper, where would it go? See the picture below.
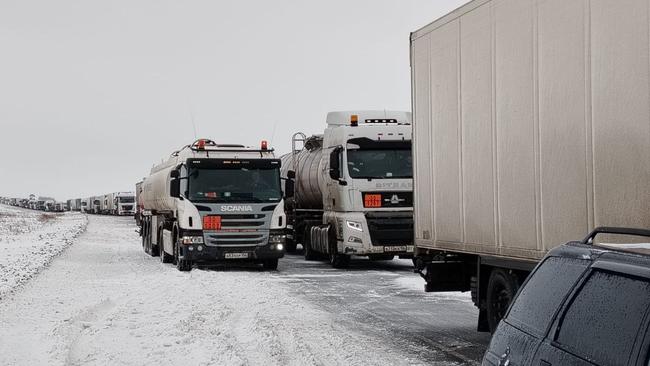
[179,243,285,263]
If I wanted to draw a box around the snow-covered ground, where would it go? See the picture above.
[0,204,86,299]
[0,214,469,366]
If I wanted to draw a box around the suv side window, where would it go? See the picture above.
[554,270,650,366]
[507,257,587,335]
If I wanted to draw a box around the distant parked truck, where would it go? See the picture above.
[410,0,650,332]
[282,111,414,268]
[54,202,67,212]
[91,196,102,214]
[112,192,135,215]
[139,139,286,271]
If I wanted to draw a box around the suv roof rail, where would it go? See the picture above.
[581,227,650,244]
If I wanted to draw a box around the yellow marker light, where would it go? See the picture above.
[350,114,359,127]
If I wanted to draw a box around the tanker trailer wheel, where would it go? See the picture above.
[486,268,520,333]
[159,228,174,264]
[327,227,349,269]
[174,235,192,272]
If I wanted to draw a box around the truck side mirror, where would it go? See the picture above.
[170,169,180,179]
[287,170,296,180]
[329,148,341,180]
[285,179,295,198]
[170,178,180,198]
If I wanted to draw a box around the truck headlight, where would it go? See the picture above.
[269,234,286,244]
[346,220,363,232]
[181,236,204,245]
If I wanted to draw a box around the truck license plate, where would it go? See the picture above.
[224,252,250,259]
[384,246,407,252]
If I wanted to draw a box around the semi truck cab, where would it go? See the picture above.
[322,113,414,258]
[285,111,414,268]
[141,139,286,271]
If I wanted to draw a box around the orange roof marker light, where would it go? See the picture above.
[350,114,359,127]
[197,139,206,150]
[261,140,268,150]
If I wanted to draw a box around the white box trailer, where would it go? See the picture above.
[411,0,650,332]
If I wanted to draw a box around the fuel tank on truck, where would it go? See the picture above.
[141,161,178,213]
[280,135,324,209]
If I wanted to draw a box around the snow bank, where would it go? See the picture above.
[0,204,87,299]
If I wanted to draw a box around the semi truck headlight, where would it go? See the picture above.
[269,234,286,244]
[181,236,204,245]
[276,244,284,251]
[346,221,363,232]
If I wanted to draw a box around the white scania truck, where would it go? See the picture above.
[139,139,287,271]
[282,111,414,268]
[411,0,650,332]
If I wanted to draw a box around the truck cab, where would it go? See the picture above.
[140,139,286,271]
[286,111,414,267]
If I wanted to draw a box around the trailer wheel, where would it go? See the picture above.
[486,269,520,333]
[263,258,279,270]
[303,226,318,261]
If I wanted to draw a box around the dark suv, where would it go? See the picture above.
[483,227,650,366]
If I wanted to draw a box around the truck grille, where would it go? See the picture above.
[205,213,269,247]
[365,212,413,246]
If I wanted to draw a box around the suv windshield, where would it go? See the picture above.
[188,167,281,203]
[347,148,412,179]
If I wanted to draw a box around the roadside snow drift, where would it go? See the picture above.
[0,204,86,299]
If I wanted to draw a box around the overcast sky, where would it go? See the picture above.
[0,0,467,200]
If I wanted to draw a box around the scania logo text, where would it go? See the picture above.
[220,205,253,212]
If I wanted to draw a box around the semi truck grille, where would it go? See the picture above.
[205,213,269,247]
[206,233,266,246]
[365,212,414,246]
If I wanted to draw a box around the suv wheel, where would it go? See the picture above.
[486,269,520,333]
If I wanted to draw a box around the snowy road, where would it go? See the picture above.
[0,213,489,365]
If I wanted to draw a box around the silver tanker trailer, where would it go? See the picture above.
[139,138,286,271]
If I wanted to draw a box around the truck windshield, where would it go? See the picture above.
[188,167,282,203]
[347,148,412,179]
[119,197,135,203]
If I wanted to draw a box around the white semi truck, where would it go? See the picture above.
[282,111,414,268]
[139,139,287,271]
[411,0,650,332]
[105,192,135,215]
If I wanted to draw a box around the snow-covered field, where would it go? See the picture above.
[0,204,86,299]
[0,214,460,366]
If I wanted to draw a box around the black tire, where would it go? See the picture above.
[486,269,520,333]
[328,229,349,268]
[174,234,191,271]
[304,226,319,261]
[263,258,279,270]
